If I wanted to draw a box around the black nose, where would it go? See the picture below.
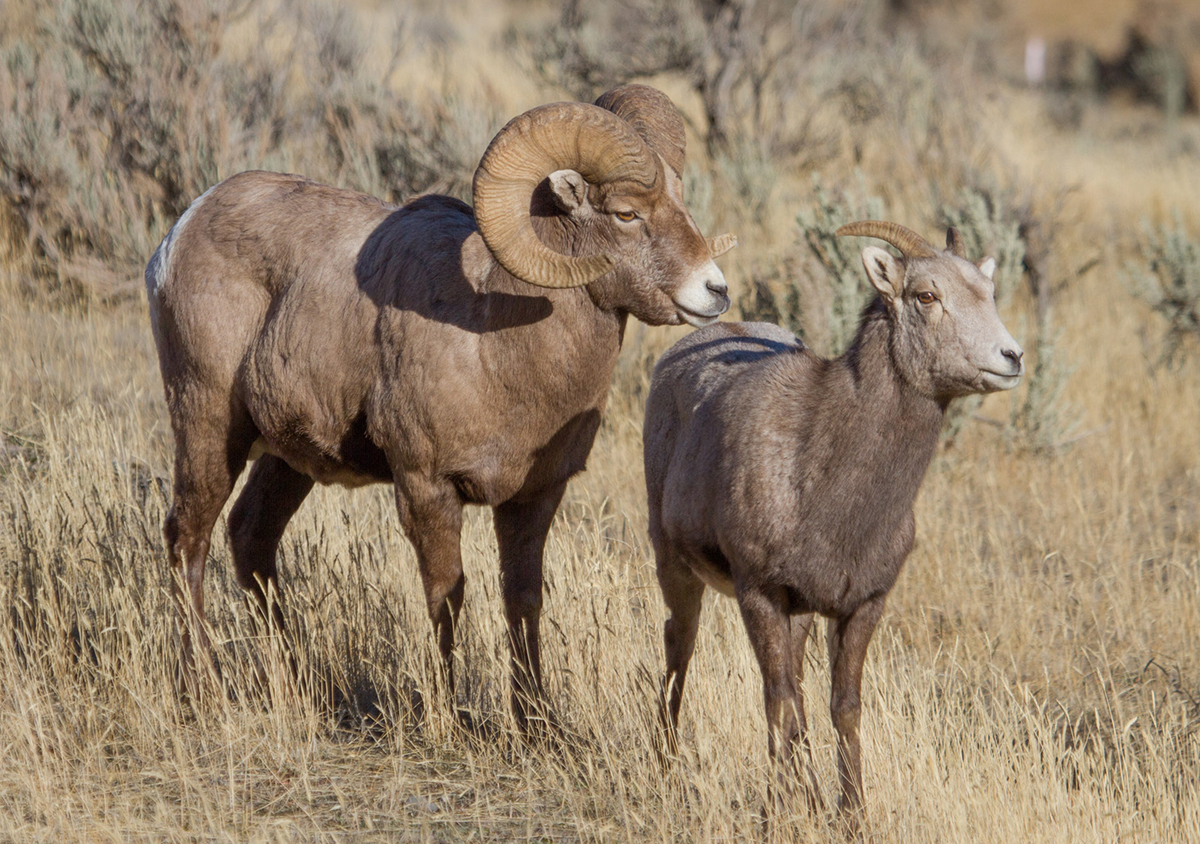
[1002,348,1024,371]
[707,279,728,296]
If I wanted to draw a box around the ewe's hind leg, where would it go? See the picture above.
[493,481,567,735]
[393,474,465,704]
[655,550,705,758]
[164,404,256,694]
[228,454,314,639]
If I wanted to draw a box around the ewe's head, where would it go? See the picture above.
[473,85,734,327]
[837,221,1024,401]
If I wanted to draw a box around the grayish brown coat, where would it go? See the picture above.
[643,222,1023,825]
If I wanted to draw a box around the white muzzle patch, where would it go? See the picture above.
[673,260,730,327]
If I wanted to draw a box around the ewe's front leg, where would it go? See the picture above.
[394,476,466,705]
[738,587,805,807]
[788,612,824,813]
[828,594,886,830]
[493,482,567,735]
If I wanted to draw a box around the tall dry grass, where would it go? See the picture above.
[2,0,1199,841]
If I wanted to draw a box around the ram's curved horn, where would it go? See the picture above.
[473,102,657,289]
[593,84,686,177]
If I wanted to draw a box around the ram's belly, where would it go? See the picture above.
[247,420,391,488]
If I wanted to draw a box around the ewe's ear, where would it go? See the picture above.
[548,169,591,214]
[978,257,996,280]
[861,245,906,302]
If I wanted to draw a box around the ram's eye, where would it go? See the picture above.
[614,210,638,222]
[916,291,937,305]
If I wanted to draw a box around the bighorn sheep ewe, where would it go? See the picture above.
[145,85,734,726]
[643,221,1023,821]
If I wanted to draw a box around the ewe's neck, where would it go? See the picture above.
[835,301,944,466]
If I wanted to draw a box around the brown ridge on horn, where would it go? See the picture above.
[473,102,658,289]
[593,84,686,176]
[834,220,939,259]
[596,85,739,261]
[945,226,968,258]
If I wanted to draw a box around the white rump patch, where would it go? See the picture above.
[145,183,218,297]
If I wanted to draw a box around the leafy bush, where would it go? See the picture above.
[740,176,884,356]
[0,0,495,302]
[1128,215,1200,365]
[530,0,895,161]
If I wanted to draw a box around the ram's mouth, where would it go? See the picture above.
[674,297,728,328]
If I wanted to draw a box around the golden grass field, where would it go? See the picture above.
[1,0,1199,841]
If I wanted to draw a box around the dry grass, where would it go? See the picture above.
[2,0,1200,841]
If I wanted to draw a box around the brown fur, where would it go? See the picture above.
[643,230,1023,825]
[146,90,730,728]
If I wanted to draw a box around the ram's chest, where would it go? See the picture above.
[385,390,606,505]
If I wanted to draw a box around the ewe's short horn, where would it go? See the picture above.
[835,221,939,259]
[474,102,657,290]
[594,84,686,177]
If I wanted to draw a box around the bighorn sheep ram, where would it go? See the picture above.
[145,85,734,727]
[643,222,1023,823]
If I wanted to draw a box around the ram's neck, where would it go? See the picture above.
[463,231,626,414]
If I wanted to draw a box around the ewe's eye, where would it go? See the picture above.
[916,291,937,305]
[614,210,638,222]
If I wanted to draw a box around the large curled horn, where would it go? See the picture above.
[593,84,686,176]
[595,84,738,261]
[834,220,939,259]
[473,102,657,290]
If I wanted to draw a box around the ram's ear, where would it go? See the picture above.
[548,169,591,214]
[861,245,906,302]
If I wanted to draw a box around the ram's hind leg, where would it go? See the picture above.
[228,454,314,686]
[164,399,257,699]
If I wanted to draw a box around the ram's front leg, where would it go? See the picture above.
[394,474,467,710]
[493,481,568,737]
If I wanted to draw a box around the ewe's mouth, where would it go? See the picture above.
[674,297,729,328]
[978,369,1022,392]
